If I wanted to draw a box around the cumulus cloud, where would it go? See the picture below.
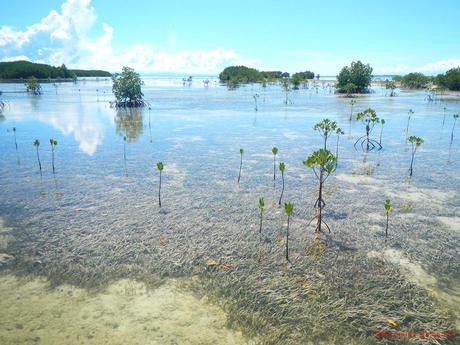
[416,59,460,74]
[0,0,253,73]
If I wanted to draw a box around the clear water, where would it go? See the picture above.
[0,78,459,344]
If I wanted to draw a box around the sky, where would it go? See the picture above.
[1,0,460,75]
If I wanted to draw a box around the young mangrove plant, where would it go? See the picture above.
[278,162,285,205]
[49,139,58,173]
[238,148,244,184]
[451,114,458,144]
[12,127,18,150]
[282,80,290,105]
[349,99,356,121]
[157,162,164,207]
[335,127,344,164]
[253,93,259,111]
[284,202,293,261]
[272,147,278,180]
[379,119,385,146]
[123,135,127,176]
[384,199,393,238]
[33,139,42,172]
[258,197,265,234]
[303,149,336,234]
[406,109,414,139]
[408,136,424,177]
[354,108,383,152]
[314,118,338,150]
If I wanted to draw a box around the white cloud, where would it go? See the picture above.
[416,59,460,74]
[0,0,253,73]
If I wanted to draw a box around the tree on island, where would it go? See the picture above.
[336,61,373,94]
[112,66,146,107]
[436,67,460,91]
[25,77,41,95]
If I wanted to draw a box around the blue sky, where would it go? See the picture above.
[1,0,459,75]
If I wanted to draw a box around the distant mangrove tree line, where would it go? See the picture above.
[0,61,111,80]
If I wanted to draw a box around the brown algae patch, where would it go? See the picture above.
[0,275,248,345]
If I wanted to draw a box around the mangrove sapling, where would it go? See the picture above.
[238,148,244,184]
[451,114,458,144]
[12,127,17,150]
[272,147,278,181]
[384,199,393,238]
[379,119,385,146]
[406,109,414,139]
[123,135,127,176]
[442,107,447,128]
[314,118,338,150]
[354,108,383,152]
[349,99,356,121]
[284,202,293,261]
[278,162,285,205]
[408,136,424,177]
[253,94,259,111]
[303,149,337,234]
[258,197,264,234]
[33,139,42,172]
[282,80,291,105]
[49,139,57,173]
[335,127,344,165]
[157,162,164,207]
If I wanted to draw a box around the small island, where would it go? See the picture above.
[0,60,111,82]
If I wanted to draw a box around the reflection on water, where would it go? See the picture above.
[114,108,144,143]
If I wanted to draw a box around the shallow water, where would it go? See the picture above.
[0,78,459,344]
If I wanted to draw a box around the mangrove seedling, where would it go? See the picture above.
[258,197,265,234]
[406,109,414,138]
[272,147,278,180]
[384,199,393,238]
[253,93,259,111]
[284,202,293,261]
[314,118,338,150]
[238,148,244,184]
[282,80,290,105]
[278,162,285,205]
[12,127,17,150]
[33,139,42,172]
[157,162,164,207]
[354,108,382,152]
[335,127,344,164]
[451,114,458,144]
[408,136,424,177]
[123,135,127,176]
[349,99,356,121]
[442,107,447,128]
[379,119,385,146]
[303,149,336,234]
[49,139,57,173]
